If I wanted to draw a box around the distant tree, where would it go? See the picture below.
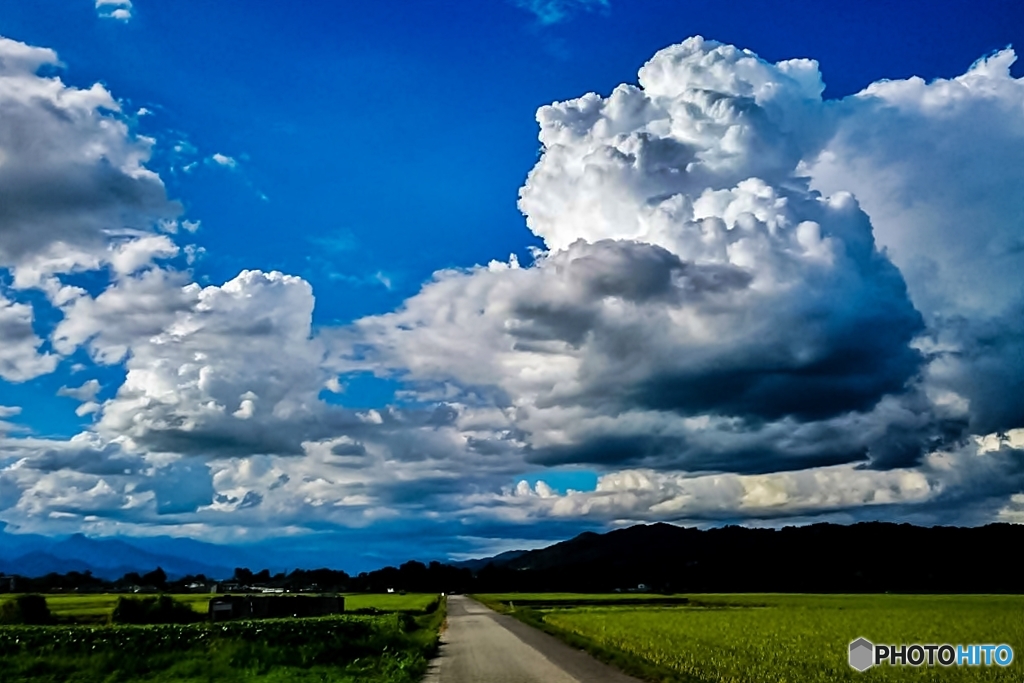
[253,569,271,583]
[0,594,52,625]
[111,595,201,624]
[120,571,143,586]
[233,567,254,583]
[141,567,168,590]
[286,567,350,592]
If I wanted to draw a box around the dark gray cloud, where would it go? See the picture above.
[19,441,145,476]
[330,441,366,457]
[526,433,863,473]
[918,308,1024,437]
[236,491,263,510]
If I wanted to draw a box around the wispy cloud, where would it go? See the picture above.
[96,0,132,22]
[308,230,357,254]
[512,0,609,25]
[210,153,238,169]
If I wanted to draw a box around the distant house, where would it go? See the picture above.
[208,595,344,621]
[0,576,16,593]
[212,582,243,594]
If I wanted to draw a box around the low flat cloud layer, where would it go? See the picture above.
[1,34,1023,558]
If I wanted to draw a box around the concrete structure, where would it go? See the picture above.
[208,594,344,621]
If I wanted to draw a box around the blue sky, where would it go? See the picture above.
[1,0,1023,570]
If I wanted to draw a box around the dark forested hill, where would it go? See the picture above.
[470,522,1024,593]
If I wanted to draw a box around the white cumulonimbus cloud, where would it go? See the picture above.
[2,34,1024,545]
[805,48,1024,437]
[342,37,1024,531]
[353,37,928,474]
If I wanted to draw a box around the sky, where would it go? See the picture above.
[1,0,1023,571]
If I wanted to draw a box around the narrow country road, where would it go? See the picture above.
[422,595,643,683]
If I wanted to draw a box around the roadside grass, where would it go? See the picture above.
[0,595,446,683]
[474,593,1024,683]
[478,593,688,604]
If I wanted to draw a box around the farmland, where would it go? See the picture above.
[343,593,440,613]
[0,592,439,623]
[0,593,443,683]
[475,593,1024,682]
[23,593,211,623]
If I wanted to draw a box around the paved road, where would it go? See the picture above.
[422,595,643,683]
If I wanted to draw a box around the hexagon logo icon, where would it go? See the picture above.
[849,637,875,671]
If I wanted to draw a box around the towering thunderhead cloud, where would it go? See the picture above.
[353,37,934,474]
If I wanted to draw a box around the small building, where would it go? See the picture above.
[211,582,243,594]
[208,594,344,621]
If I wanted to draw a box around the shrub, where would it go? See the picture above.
[110,595,202,624]
[0,594,53,624]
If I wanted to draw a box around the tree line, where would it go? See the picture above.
[0,561,476,595]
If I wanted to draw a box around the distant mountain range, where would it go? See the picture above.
[0,529,240,580]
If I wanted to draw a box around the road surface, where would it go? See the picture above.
[422,595,643,683]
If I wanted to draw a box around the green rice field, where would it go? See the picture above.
[342,593,439,613]
[475,593,1024,682]
[0,593,444,683]
[0,592,439,623]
